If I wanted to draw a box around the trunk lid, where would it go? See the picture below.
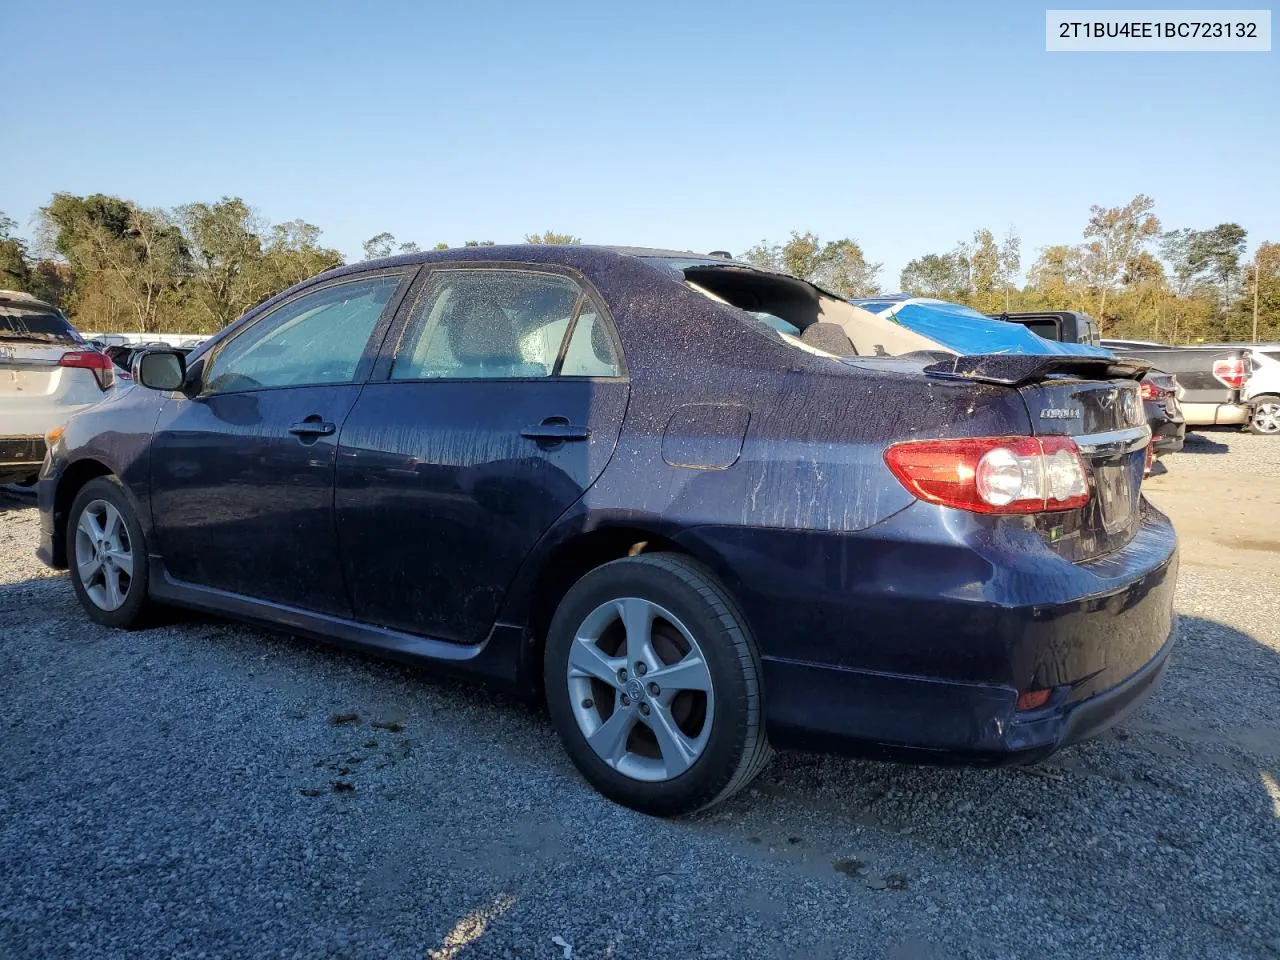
[925,354,1151,562]
[0,345,68,397]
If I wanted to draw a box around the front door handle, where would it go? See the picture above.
[288,418,336,437]
[521,418,590,443]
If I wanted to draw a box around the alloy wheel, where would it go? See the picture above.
[566,597,714,782]
[74,499,134,611]
[1251,401,1280,435]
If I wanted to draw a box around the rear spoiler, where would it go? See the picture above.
[923,353,1151,386]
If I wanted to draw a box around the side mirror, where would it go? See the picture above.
[133,349,187,392]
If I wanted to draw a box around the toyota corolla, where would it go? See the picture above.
[36,246,1178,815]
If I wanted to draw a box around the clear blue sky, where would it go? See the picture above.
[3,0,1276,286]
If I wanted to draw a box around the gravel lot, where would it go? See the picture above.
[2,434,1278,960]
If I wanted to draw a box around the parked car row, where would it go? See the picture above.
[31,247,1178,815]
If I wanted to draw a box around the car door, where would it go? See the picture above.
[149,269,415,615]
[335,263,628,643]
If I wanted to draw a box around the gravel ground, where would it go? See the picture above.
[2,436,1278,960]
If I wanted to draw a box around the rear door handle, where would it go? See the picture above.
[288,419,336,437]
[521,419,590,443]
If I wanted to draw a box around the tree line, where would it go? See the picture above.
[1,191,1275,342]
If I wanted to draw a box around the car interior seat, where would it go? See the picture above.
[446,294,547,378]
[800,321,857,356]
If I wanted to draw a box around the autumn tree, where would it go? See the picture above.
[1079,194,1161,331]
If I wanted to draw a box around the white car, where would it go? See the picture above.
[1,290,118,485]
[1243,345,1280,435]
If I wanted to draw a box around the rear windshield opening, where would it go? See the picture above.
[0,306,82,344]
[671,262,942,359]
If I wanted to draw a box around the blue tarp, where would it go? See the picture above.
[851,297,1110,357]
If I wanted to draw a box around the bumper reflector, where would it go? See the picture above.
[1016,689,1052,711]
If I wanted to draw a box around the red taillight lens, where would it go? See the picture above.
[1139,380,1166,401]
[1016,688,1052,711]
[884,436,1091,514]
[59,350,116,390]
[1212,357,1246,391]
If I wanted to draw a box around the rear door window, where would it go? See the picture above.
[391,269,614,380]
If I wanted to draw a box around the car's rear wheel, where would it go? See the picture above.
[544,553,771,816]
[67,476,154,629]
[1248,396,1280,435]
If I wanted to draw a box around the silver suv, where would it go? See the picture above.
[1,291,117,485]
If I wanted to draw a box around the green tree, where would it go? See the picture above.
[245,220,341,294]
[741,232,881,297]
[997,230,1021,311]
[1026,244,1087,311]
[177,197,267,328]
[1079,194,1161,332]
[0,211,33,291]
[363,233,421,259]
[964,229,1004,313]
[900,251,970,299]
[523,232,579,245]
[41,193,191,334]
[363,232,396,259]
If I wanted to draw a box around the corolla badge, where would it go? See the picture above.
[1040,408,1082,420]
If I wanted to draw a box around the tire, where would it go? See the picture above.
[67,476,155,629]
[1247,396,1280,435]
[544,553,772,816]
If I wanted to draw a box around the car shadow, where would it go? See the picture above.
[0,491,37,514]
[1180,430,1233,453]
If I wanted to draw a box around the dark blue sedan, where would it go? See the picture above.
[37,246,1178,815]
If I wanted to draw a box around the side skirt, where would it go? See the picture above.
[147,558,529,694]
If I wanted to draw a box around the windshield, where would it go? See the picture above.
[0,305,83,344]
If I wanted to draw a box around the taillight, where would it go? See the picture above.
[884,436,1091,514]
[59,350,116,390]
[1212,357,1247,391]
[1139,380,1167,401]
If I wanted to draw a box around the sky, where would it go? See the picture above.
[2,0,1276,287]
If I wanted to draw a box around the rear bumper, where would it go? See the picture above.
[1180,401,1249,427]
[1148,410,1186,454]
[678,500,1179,763]
[762,624,1175,763]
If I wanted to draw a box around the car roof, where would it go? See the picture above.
[342,244,756,278]
[0,289,58,310]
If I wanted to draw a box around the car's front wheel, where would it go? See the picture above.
[544,553,772,816]
[1248,396,1280,435]
[67,476,154,629]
